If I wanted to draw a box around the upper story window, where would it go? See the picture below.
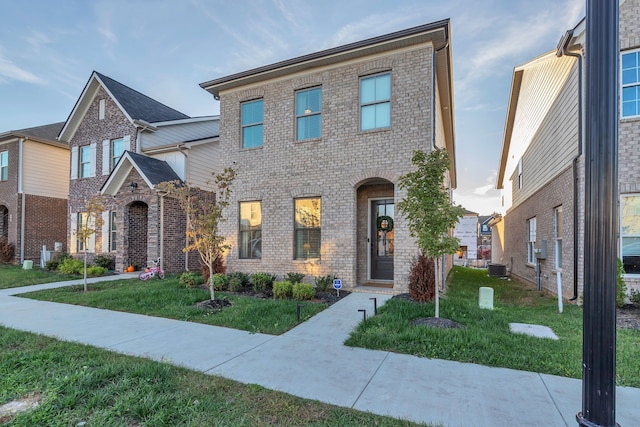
[239,201,262,259]
[111,138,124,169]
[241,99,264,148]
[0,151,7,181]
[360,73,391,131]
[296,87,322,140]
[294,197,321,260]
[622,50,640,118]
[80,146,92,178]
[621,195,640,274]
[517,158,523,189]
[526,217,537,264]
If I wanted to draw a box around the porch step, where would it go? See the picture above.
[352,285,395,295]
[362,282,393,289]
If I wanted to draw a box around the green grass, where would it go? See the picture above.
[0,264,78,289]
[20,276,326,335]
[345,266,640,388]
[0,327,428,426]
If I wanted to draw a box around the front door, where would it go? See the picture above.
[370,199,394,280]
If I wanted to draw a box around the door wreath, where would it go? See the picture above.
[376,215,394,233]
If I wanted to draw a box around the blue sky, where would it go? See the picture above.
[0,0,584,215]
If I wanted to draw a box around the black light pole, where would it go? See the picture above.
[577,1,619,426]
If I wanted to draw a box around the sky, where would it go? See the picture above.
[0,0,585,215]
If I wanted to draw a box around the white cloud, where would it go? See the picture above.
[0,50,44,85]
[473,184,494,196]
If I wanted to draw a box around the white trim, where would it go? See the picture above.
[89,142,97,177]
[101,211,110,253]
[99,99,105,120]
[70,146,78,179]
[102,139,110,175]
[620,48,640,119]
[123,135,131,151]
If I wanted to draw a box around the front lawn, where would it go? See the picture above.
[345,266,640,388]
[0,326,426,426]
[20,276,326,335]
[0,264,77,289]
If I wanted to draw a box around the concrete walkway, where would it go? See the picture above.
[1,275,639,426]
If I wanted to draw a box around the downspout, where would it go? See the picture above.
[557,29,583,301]
[159,193,164,271]
[18,138,25,263]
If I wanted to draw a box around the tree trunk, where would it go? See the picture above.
[83,248,88,292]
[208,260,215,300]
[434,257,440,318]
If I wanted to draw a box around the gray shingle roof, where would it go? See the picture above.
[13,122,65,141]
[126,151,182,185]
[96,72,189,123]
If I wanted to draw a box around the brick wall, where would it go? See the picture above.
[217,47,433,290]
[0,140,19,262]
[23,194,67,264]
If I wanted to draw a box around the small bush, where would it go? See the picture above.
[86,265,107,277]
[211,273,229,291]
[94,254,116,270]
[200,255,226,285]
[251,273,276,293]
[46,251,72,271]
[58,257,84,275]
[0,237,15,263]
[180,272,202,289]
[228,275,245,292]
[315,274,336,292]
[630,289,640,306]
[617,258,628,308]
[228,272,249,286]
[273,281,293,299]
[286,272,305,284]
[292,283,315,300]
[409,254,435,302]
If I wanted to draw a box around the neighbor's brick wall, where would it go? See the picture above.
[217,47,432,290]
[23,195,67,264]
[0,140,19,262]
[504,166,575,298]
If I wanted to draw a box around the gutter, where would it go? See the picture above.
[557,29,583,301]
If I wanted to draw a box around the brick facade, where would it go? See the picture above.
[23,194,67,264]
[0,140,19,262]
[216,45,440,292]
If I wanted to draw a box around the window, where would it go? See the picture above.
[239,201,262,259]
[111,138,124,169]
[79,146,91,178]
[294,198,321,260]
[296,87,322,140]
[241,99,264,148]
[621,195,640,274]
[517,158,523,189]
[622,50,640,118]
[0,151,7,181]
[360,73,391,130]
[527,217,537,264]
[554,206,563,269]
[77,212,88,252]
[110,211,117,252]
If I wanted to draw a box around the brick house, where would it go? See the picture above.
[495,0,640,299]
[200,20,456,292]
[0,122,68,265]
[58,71,219,272]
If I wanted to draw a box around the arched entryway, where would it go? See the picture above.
[125,201,148,270]
[355,178,395,286]
[0,205,8,239]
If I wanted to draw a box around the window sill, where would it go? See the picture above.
[294,137,321,144]
[239,145,263,152]
[357,126,391,136]
[525,262,536,268]
[620,115,640,122]
[293,258,321,264]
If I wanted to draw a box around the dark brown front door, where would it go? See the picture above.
[371,199,394,280]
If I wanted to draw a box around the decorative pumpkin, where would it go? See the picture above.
[126,265,134,272]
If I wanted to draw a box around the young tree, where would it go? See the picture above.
[157,167,236,301]
[397,149,465,317]
[75,196,105,292]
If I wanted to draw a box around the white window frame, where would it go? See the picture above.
[621,48,640,119]
[360,72,391,131]
[554,206,563,270]
[527,217,537,264]
[110,211,117,252]
[0,151,7,181]
[621,194,640,276]
[517,158,523,190]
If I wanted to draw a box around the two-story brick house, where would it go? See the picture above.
[495,0,640,299]
[200,20,456,292]
[59,71,220,272]
[0,122,68,265]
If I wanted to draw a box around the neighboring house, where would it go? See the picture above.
[200,20,456,292]
[495,0,640,299]
[58,71,220,272]
[453,210,478,266]
[477,214,493,262]
[0,122,68,265]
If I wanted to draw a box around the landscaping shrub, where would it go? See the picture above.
[251,273,276,293]
[273,281,293,299]
[286,272,305,284]
[0,237,14,263]
[179,272,202,289]
[211,273,229,291]
[408,254,435,302]
[631,289,640,306]
[45,251,72,271]
[58,257,84,275]
[228,272,249,292]
[86,265,107,277]
[292,283,315,300]
[315,274,336,292]
[94,254,116,270]
[617,258,628,308]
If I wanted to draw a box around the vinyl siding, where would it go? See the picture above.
[22,141,69,199]
[140,119,219,150]
[186,142,221,189]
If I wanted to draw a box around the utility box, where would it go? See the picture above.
[479,287,494,310]
[535,240,547,260]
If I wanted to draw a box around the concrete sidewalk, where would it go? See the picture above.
[1,277,639,426]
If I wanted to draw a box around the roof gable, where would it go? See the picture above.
[100,150,182,196]
[59,71,189,142]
